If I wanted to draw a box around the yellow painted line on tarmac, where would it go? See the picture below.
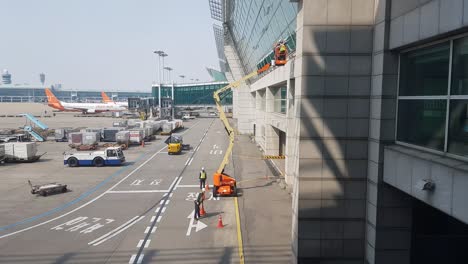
[234,197,245,264]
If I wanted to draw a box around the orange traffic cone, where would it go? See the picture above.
[217,215,224,228]
[200,204,206,216]
[205,183,210,191]
[141,140,145,148]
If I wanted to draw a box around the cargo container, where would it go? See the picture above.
[161,123,174,134]
[129,129,144,145]
[102,128,124,142]
[0,144,5,162]
[127,119,140,127]
[4,142,39,161]
[80,127,102,133]
[116,131,130,145]
[82,132,100,145]
[173,119,184,129]
[113,120,128,127]
[68,132,83,145]
[54,128,72,142]
[144,121,161,135]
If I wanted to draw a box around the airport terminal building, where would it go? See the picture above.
[211,0,468,263]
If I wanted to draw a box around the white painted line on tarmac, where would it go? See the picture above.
[196,146,200,152]
[156,216,162,223]
[173,177,183,190]
[161,207,166,213]
[165,200,170,205]
[169,193,173,198]
[155,207,160,213]
[188,157,194,166]
[144,226,157,234]
[90,216,145,246]
[159,200,165,205]
[129,254,144,264]
[150,216,155,222]
[136,239,150,248]
[137,239,144,248]
[106,190,169,194]
[166,176,179,191]
[185,158,190,166]
[88,216,140,246]
[176,185,200,188]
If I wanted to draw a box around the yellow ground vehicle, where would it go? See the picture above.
[165,135,190,155]
[212,63,271,196]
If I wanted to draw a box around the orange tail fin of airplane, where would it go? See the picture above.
[101,92,114,103]
[45,88,64,110]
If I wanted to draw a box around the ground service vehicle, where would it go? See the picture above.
[182,114,195,120]
[64,147,125,167]
[28,180,67,197]
[165,135,190,155]
[212,63,271,196]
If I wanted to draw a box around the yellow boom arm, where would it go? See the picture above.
[213,63,270,174]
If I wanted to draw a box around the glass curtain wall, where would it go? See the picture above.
[228,0,297,73]
[397,36,468,158]
[152,83,231,105]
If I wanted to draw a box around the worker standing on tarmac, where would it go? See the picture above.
[194,199,201,220]
[194,191,205,220]
[199,167,207,190]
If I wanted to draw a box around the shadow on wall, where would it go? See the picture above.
[296,22,371,262]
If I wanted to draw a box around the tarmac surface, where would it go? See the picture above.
[0,108,292,263]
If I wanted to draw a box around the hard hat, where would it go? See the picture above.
[201,167,205,170]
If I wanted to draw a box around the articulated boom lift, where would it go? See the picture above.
[212,63,271,196]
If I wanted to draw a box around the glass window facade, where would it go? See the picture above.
[273,86,287,114]
[152,82,231,105]
[397,36,468,158]
[228,0,297,74]
[399,43,450,96]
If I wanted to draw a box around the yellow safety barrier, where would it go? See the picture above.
[262,155,286,160]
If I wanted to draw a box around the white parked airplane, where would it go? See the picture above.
[45,88,126,114]
[101,92,128,108]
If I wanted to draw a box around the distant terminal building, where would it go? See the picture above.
[2,70,11,84]
[0,85,150,103]
[206,67,227,82]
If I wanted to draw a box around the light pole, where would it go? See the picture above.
[153,50,164,84]
[161,53,168,83]
[163,67,173,83]
[153,50,165,112]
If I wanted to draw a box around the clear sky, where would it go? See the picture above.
[0,0,220,92]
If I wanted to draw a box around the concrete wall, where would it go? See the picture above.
[389,0,468,49]
[384,145,468,225]
[366,1,414,264]
[292,0,375,262]
[224,36,255,134]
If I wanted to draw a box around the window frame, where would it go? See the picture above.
[395,35,468,161]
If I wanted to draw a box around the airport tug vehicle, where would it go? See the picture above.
[63,147,125,167]
[212,63,271,197]
[165,134,190,155]
[28,180,67,197]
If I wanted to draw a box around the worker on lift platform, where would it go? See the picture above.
[274,40,288,66]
